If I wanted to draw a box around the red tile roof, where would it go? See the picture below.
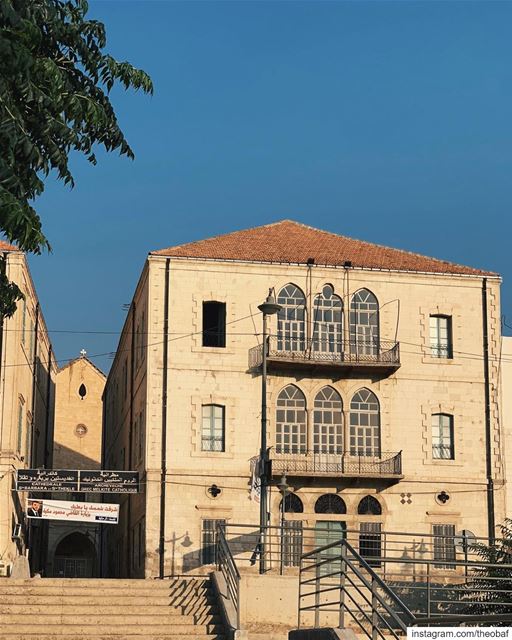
[0,240,20,252]
[152,220,496,276]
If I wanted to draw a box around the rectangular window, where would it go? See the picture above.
[201,404,225,452]
[432,414,454,459]
[16,399,24,453]
[433,524,456,568]
[282,521,303,567]
[359,522,382,567]
[430,315,452,359]
[202,302,226,348]
[201,519,226,565]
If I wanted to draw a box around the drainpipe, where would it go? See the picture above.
[159,259,170,579]
[44,347,53,468]
[482,278,495,545]
[30,303,40,467]
[126,302,136,576]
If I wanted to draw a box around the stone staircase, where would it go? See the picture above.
[0,577,227,640]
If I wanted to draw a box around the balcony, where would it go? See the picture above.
[248,336,400,374]
[270,450,403,481]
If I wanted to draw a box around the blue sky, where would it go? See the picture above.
[33,0,512,372]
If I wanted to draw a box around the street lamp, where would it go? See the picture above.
[257,288,282,574]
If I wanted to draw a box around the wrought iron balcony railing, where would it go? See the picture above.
[248,336,400,371]
[270,450,403,479]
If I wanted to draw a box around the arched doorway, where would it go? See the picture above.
[53,532,97,578]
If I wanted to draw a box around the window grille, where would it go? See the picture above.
[359,522,382,567]
[314,494,346,514]
[433,524,456,568]
[357,496,382,515]
[201,519,225,564]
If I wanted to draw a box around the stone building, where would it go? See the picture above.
[102,220,506,578]
[0,243,56,576]
[46,354,106,577]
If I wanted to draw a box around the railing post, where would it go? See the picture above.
[371,575,379,640]
[339,542,347,629]
[427,561,431,617]
[315,553,321,628]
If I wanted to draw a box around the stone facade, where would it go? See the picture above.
[0,247,56,576]
[46,356,106,577]
[102,223,506,578]
[501,336,512,519]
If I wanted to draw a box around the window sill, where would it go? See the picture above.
[421,356,459,366]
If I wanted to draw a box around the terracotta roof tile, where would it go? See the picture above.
[151,220,497,277]
[0,240,20,252]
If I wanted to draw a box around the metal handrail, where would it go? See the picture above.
[271,450,402,477]
[216,523,241,630]
[249,336,400,368]
[298,535,512,638]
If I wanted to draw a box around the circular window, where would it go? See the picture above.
[75,424,88,438]
[314,494,346,514]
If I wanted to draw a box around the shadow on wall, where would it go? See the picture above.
[52,443,100,470]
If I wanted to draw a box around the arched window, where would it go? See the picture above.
[313,284,343,354]
[277,284,306,352]
[276,385,307,454]
[313,387,343,455]
[350,289,379,356]
[279,493,304,513]
[349,389,381,457]
[78,384,87,399]
[357,495,382,515]
[315,494,346,514]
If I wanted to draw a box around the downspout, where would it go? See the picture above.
[30,303,40,467]
[126,302,136,577]
[44,347,52,468]
[159,259,170,579]
[482,278,495,545]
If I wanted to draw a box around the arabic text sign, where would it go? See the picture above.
[79,470,139,493]
[16,469,79,492]
[16,469,139,493]
[26,499,119,524]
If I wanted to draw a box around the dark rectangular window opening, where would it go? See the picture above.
[359,522,382,568]
[201,519,226,564]
[202,302,226,348]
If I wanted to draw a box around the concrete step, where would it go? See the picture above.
[0,624,225,635]
[0,585,210,597]
[0,636,225,640]
[0,596,176,606]
[0,605,221,621]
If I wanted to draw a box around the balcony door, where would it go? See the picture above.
[277,284,306,353]
[315,521,346,577]
[312,284,343,356]
[349,289,379,356]
[313,387,343,471]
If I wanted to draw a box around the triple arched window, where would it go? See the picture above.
[276,284,379,356]
[276,385,381,457]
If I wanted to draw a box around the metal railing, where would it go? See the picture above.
[298,536,512,638]
[216,522,241,630]
[271,451,402,477]
[215,524,512,636]
[300,538,414,638]
[249,337,400,369]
